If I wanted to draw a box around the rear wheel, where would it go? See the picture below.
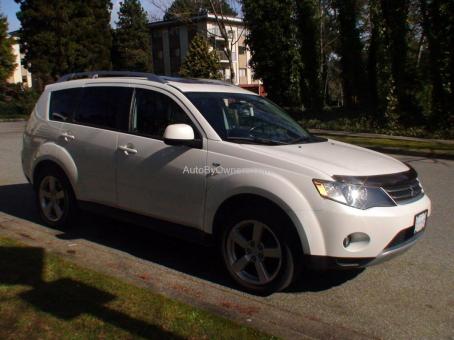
[35,166,78,229]
[220,206,299,294]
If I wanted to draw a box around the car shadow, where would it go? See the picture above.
[0,183,363,295]
[0,245,183,339]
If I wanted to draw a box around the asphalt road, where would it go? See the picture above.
[1,121,453,339]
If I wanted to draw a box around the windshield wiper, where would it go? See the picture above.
[290,135,328,144]
[224,136,288,145]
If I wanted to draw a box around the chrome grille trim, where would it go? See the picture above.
[382,179,424,204]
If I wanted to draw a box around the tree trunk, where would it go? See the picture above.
[333,0,367,110]
[296,0,323,111]
[420,0,447,126]
[380,0,422,125]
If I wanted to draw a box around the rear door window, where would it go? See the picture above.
[75,87,133,131]
[49,88,82,122]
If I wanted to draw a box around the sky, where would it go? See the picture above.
[0,0,170,33]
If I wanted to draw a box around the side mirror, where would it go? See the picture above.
[163,124,202,148]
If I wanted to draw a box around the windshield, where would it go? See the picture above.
[185,92,320,145]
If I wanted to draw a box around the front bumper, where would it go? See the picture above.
[305,228,425,270]
[304,193,431,259]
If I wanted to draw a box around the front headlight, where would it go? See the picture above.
[313,179,395,209]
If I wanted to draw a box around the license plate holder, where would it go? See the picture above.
[414,210,428,233]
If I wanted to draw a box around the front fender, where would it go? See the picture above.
[32,142,79,196]
[204,171,325,255]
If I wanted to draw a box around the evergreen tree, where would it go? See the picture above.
[333,0,367,110]
[420,0,453,128]
[72,0,113,72]
[367,0,391,120]
[112,0,152,72]
[164,0,237,21]
[15,0,113,87]
[380,0,422,125]
[179,34,221,79]
[296,0,322,111]
[242,0,301,107]
[0,14,16,83]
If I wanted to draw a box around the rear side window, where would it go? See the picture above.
[75,87,133,131]
[132,88,199,139]
[49,88,82,122]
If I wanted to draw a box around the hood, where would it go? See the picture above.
[243,139,409,177]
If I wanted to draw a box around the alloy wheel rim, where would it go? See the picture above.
[39,176,66,222]
[226,220,282,286]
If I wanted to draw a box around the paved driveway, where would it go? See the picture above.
[0,121,453,339]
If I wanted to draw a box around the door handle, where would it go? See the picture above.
[61,132,75,142]
[118,144,138,155]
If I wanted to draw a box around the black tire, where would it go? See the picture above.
[219,203,300,295]
[35,165,78,229]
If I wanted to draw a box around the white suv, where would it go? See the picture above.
[22,71,431,294]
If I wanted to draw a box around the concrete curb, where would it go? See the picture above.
[366,146,454,160]
[311,129,454,160]
[309,129,454,144]
[0,118,27,123]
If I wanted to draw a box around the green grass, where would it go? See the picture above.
[319,134,454,155]
[0,237,275,340]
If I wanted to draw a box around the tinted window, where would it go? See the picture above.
[75,87,133,131]
[186,92,314,144]
[132,89,198,139]
[49,88,82,122]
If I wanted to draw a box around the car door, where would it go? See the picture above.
[116,87,207,229]
[59,84,133,205]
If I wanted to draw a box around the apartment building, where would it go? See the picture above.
[7,33,33,88]
[149,13,263,94]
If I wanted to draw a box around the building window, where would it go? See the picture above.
[228,30,235,40]
[225,68,231,80]
[175,48,180,56]
[239,68,247,78]
[239,46,246,55]
[208,26,220,37]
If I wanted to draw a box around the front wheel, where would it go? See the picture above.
[220,209,298,294]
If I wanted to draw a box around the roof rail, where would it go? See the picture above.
[159,76,237,87]
[197,78,237,87]
[57,71,163,83]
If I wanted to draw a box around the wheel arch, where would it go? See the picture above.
[211,193,308,257]
[31,143,78,197]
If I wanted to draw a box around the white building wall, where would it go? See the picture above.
[7,38,32,88]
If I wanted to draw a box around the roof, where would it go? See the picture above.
[149,13,244,29]
[51,72,255,95]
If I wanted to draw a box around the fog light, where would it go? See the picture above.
[343,232,370,251]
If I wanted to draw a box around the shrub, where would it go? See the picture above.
[0,83,40,118]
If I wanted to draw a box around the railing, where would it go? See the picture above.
[216,51,237,62]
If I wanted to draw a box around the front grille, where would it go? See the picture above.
[382,178,423,204]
